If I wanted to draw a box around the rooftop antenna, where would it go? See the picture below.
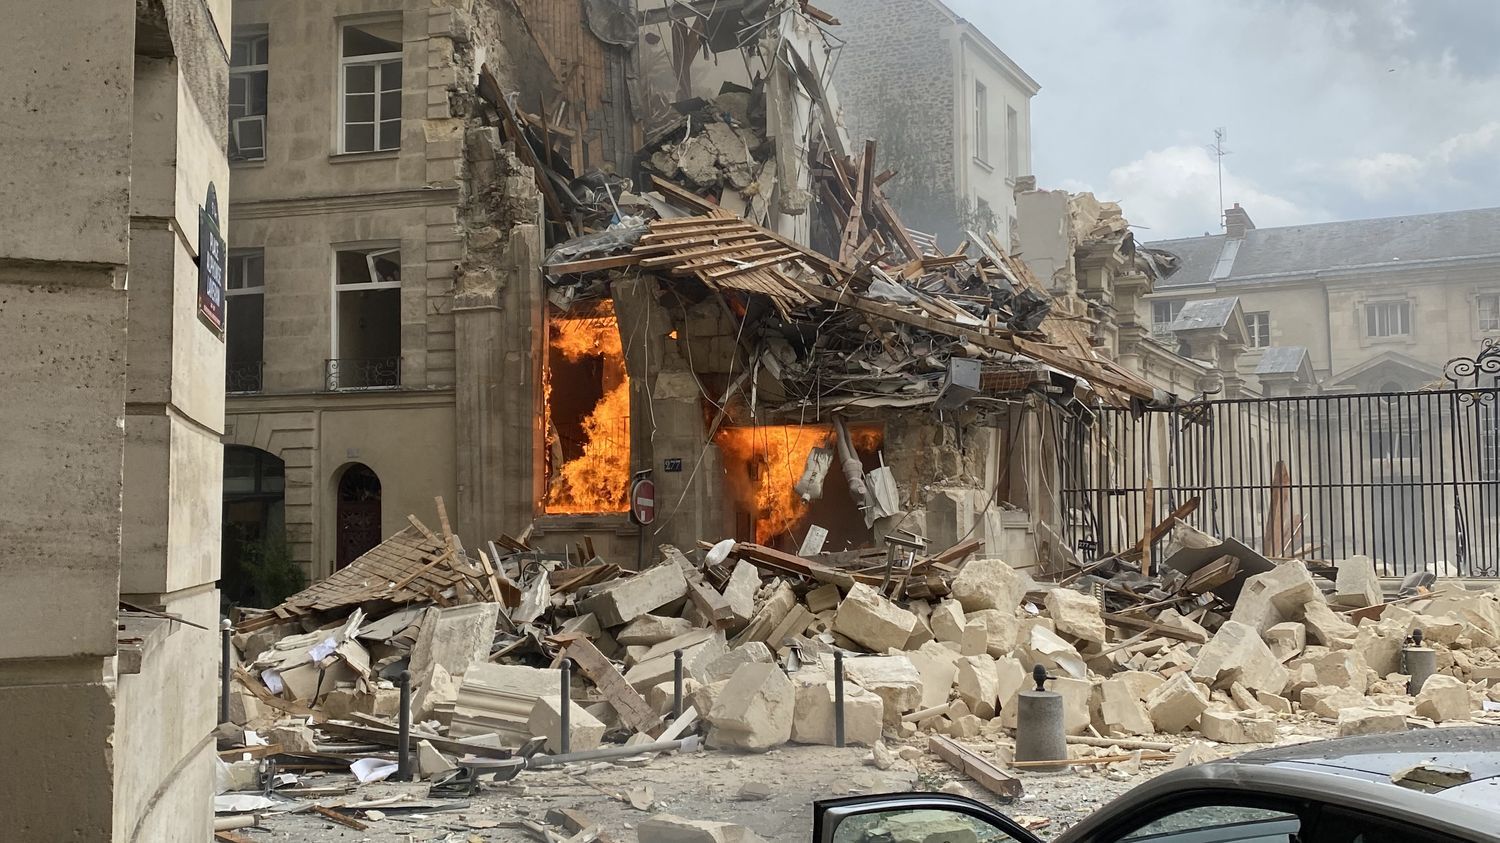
[1209,128,1230,231]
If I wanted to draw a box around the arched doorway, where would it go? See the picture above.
[222,446,292,607]
[336,463,382,569]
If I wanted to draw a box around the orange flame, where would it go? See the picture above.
[715,424,882,544]
[545,304,630,514]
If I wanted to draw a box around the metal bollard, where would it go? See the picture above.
[672,649,684,719]
[834,650,846,748]
[396,670,413,781]
[220,619,233,724]
[560,658,573,755]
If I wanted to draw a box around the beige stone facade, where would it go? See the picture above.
[0,0,230,839]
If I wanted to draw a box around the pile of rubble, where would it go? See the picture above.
[220,496,1500,812]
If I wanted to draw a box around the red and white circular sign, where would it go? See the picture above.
[630,477,656,525]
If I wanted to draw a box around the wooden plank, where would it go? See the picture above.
[1140,477,1154,577]
[561,637,659,734]
[319,720,516,760]
[312,806,368,831]
[701,248,800,279]
[926,537,983,568]
[927,735,1023,799]
[733,543,856,589]
[1102,612,1207,644]
[639,240,780,269]
[546,253,644,275]
[837,142,874,263]
[1182,555,1238,595]
[480,66,572,236]
[217,743,284,760]
[1010,752,1171,768]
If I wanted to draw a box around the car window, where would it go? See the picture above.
[1119,805,1301,842]
[831,808,1020,843]
[1311,806,1466,843]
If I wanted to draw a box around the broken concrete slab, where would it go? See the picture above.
[1333,555,1381,608]
[907,642,960,709]
[1044,588,1106,645]
[1155,608,1211,643]
[1146,672,1209,733]
[417,739,456,778]
[1303,601,1359,647]
[706,662,795,752]
[722,561,760,630]
[408,602,500,688]
[1256,690,1293,714]
[1052,676,1093,736]
[805,583,841,615]
[1337,707,1409,737]
[950,558,1024,612]
[1025,625,1086,679]
[930,600,966,643]
[790,670,883,746]
[1190,620,1289,693]
[578,563,690,628]
[637,814,768,843]
[1264,622,1307,662]
[1100,677,1154,736]
[701,641,774,684]
[1197,709,1277,744]
[529,695,607,753]
[624,629,729,690]
[1308,649,1370,694]
[954,655,999,719]
[833,583,918,653]
[837,654,923,726]
[965,608,1020,658]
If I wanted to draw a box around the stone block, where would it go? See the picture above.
[1044,588,1106,645]
[1264,622,1307,662]
[1416,615,1468,646]
[409,602,500,688]
[930,600,966,643]
[838,654,923,725]
[706,662,795,752]
[906,642,960,709]
[1230,562,1321,632]
[1229,682,1262,711]
[1115,670,1165,702]
[1100,677,1154,736]
[1197,709,1277,744]
[1306,687,1369,719]
[413,662,458,720]
[624,630,728,690]
[805,583,841,614]
[1337,707,1409,737]
[1155,609,1211,643]
[790,671,883,746]
[863,812,979,843]
[417,740,456,778]
[1353,624,1405,676]
[959,621,988,656]
[529,695,606,753]
[687,679,729,720]
[722,561,760,629]
[1414,674,1472,723]
[833,583,918,653]
[1333,555,1381,608]
[269,722,316,754]
[1191,621,1289,693]
[1303,601,1359,646]
[954,655,999,718]
[995,656,1028,728]
[950,558,1024,612]
[578,563,689,627]
[1256,691,1292,714]
[1053,676,1093,735]
[637,815,767,843]
[965,608,1020,657]
[701,641,773,684]
[1146,672,1209,733]
[1025,625,1086,678]
[618,615,695,647]
[1310,649,1370,694]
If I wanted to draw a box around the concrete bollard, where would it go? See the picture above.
[1404,628,1436,695]
[559,658,573,755]
[1015,664,1068,772]
[834,650,846,748]
[673,649,684,719]
[220,619,233,725]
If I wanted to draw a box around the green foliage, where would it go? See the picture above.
[221,528,305,610]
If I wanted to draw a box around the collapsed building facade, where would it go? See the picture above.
[219,0,1292,593]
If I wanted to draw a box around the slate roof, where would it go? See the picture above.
[1147,206,1500,289]
[1254,346,1310,375]
[1168,296,1239,331]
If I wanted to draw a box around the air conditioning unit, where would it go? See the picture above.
[232,115,265,160]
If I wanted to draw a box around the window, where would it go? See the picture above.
[229,31,269,161]
[226,250,265,393]
[329,246,401,390]
[1006,106,1020,181]
[1121,805,1301,841]
[1479,293,1500,332]
[1365,300,1411,338]
[1245,311,1271,348]
[340,19,403,153]
[974,82,989,163]
[1152,299,1184,336]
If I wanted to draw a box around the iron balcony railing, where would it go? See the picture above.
[326,356,401,391]
[225,360,264,394]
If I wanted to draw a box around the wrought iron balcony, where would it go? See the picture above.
[326,356,401,391]
[225,360,264,394]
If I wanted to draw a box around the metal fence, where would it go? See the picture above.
[1059,344,1500,578]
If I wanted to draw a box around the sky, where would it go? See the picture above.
[944,0,1500,240]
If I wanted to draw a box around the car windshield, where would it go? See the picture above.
[1121,806,1301,842]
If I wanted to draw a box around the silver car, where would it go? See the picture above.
[816,727,1500,843]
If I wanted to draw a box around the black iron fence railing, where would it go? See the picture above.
[225,360,264,394]
[325,357,401,391]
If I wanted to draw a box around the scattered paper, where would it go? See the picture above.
[215,794,277,813]
[308,637,339,663]
[351,757,399,784]
[245,730,268,747]
[261,668,284,694]
[1484,700,1500,712]
[272,772,300,787]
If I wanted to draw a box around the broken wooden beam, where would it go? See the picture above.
[927,735,1023,799]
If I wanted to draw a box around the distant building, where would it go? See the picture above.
[1145,204,1500,393]
[820,0,1039,250]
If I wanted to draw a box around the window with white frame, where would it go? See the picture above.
[1479,293,1500,333]
[340,19,403,154]
[226,250,265,392]
[1006,106,1020,181]
[1365,299,1411,338]
[1245,311,1271,348]
[229,30,269,161]
[973,82,989,164]
[330,246,401,390]
[1152,299,1184,336]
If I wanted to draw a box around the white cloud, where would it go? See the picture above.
[1098,146,1321,239]
[1331,120,1500,199]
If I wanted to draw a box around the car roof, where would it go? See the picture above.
[1227,726,1500,786]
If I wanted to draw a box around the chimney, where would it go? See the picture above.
[1224,203,1255,239]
